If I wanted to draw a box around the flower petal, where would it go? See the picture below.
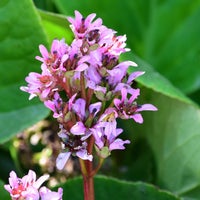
[127,71,144,84]
[76,149,93,161]
[136,104,158,112]
[131,113,143,124]
[56,152,71,170]
[70,121,86,135]
[109,138,130,151]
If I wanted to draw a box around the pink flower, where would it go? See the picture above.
[107,61,137,86]
[56,127,93,170]
[36,39,68,71]
[4,170,49,200]
[20,65,56,101]
[39,186,63,200]
[67,10,102,39]
[114,88,157,123]
[92,119,130,154]
[4,170,63,200]
[99,34,130,56]
[44,92,64,118]
[56,148,93,171]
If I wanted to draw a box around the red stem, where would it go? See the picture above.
[80,72,86,100]
[79,159,95,200]
[83,168,95,200]
[79,135,96,200]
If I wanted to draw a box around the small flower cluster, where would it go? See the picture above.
[20,11,157,170]
[4,170,63,200]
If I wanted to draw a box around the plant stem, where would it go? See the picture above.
[80,72,86,100]
[79,159,95,200]
[83,171,95,200]
[90,157,104,177]
[79,135,96,200]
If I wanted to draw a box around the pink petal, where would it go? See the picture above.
[56,152,71,170]
[22,170,36,187]
[131,113,143,124]
[113,98,121,109]
[75,63,88,71]
[76,149,93,161]
[127,71,144,84]
[8,171,18,187]
[39,45,49,59]
[128,88,140,103]
[4,184,12,193]
[51,39,59,53]
[85,13,96,26]
[109,138,130,151]
[34,174,49,189]
[91,128,104,149]
[39,186,63,200]
[121,87,128,102]
[70,122,86,135]
[136,104,158,112]
[89,102,102,116]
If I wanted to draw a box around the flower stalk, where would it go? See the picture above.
[83,172,95,200]
[79,158,95,200]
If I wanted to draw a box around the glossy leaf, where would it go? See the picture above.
[120,52,200,198]
[38,9,73,43]
[58,176,180,200]
[0,180,9,200]
[0,0,49,143]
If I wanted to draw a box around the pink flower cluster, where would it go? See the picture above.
[4,170,63,200]
[20,11,157,170]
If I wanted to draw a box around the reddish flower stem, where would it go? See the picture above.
[83,162,95,200]
[79,135,96,200]
[86,88,94,108]
[79,159,95,200]
[80,72,86,100]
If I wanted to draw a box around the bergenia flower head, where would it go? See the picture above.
[20,10,157,170]
[4,170,63,200]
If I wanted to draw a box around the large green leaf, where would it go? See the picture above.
[57,176,180,200]
[38,9,73,43]
[117,93,200,200]
[137,90,200,198]
[119,53,200,199]
[0,180,9,200]
[0,0,49,143]
[53,0,200,94]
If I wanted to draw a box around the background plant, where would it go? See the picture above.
[1,0,200,199]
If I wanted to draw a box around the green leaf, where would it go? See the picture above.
[54,0,200,94]
[119,53,200,198]
[37,9,73,43]
[57,176,180,200]
[143,0,200,94]
[143,91,200,195]
[0,0,49,143]
[0,180,10,200]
